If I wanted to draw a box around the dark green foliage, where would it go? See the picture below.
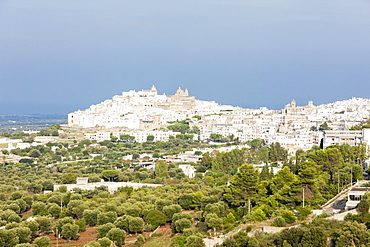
[358,199,370,213]
[114,216,129,230]
[222,231,259,247]
[146,135,155,142]
[154,160,168,178]
[33,236,51,247]
[209,133,223,142]
[271,216,286,227]
[280,210,296,224]
[319,122,332,130]
[106,228,126,247]
[97,223,115,238]
[47,203,60,218]
[83,209,99,226]
[162,204,182,221]
[0,132,369,247]
[21,220,39,238]
[61,223,80,241]
[268,142,288,163]
[247,138,265,149]
[350,119,370,130]
[115,215,144,233]
[260,164,273,181]
[35,216,53,233]
[145,210,166,228]
[125,205,141,217]
[61,173,78,184]
[179,193,193,210]
[128,217,144,233]
[176,134,194,140]
[167,124,190,134]
[209,149,246,174]
[66,200,88,219]
[243,208,266,223]
[185,235,205,247]
[155,199,172,211]
[136,234,145,243]
[19,159,33,164]
[172,236,187,247]
[119,134,135,142]
[174,218,192,233]
[84,241,100,247]
[97,211,117,225]
[13,227,31,243]
[205,213,223,231]
[224,164,260,207]
[275,227,306,246]
[54,216,74,234]
[300,226,328,247]
[32,201,48,215]
[98,237,112,247]
[0,228,19,246]
[172,213,193,233]
[75,219,86,231]
[101,170,119,182]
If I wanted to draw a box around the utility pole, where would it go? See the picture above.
[56,228,59,247]
[337,172,340,194]
[248,199,251,214]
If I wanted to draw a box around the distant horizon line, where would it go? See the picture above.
[1,96,369,116]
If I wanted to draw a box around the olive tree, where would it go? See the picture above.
[106,228,126,247]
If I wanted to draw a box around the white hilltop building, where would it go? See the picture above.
[68,86,215,129]
[68,87,370,154]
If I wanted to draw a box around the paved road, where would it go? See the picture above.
[321,180,368,212]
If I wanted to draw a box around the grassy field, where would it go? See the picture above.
[141,237,173,247]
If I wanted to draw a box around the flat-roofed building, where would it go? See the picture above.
[345,187,370,210]
[323,130,363,149]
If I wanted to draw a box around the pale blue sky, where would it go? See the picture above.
[1,0,370,114]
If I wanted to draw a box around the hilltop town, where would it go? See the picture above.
[1,87,370,246]
[69,86,370,154]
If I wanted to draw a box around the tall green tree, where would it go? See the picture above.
[270,166,300,205]
[224,164,261,207]
[154,161,168,178]
[145,210,166,228]
[268,142,288,163]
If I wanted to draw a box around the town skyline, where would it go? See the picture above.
[67,86,370,156]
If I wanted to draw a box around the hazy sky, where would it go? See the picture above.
[1,0,370,114]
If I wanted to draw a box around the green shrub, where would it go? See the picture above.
[271,216,286,227]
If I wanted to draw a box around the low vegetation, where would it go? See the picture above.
[0,125,369,246]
